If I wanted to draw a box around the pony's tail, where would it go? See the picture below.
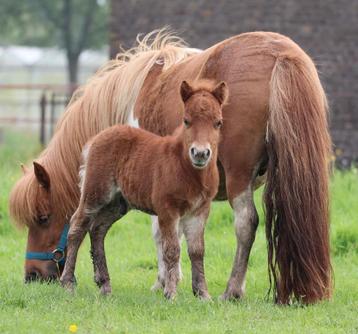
[264,52,332,304]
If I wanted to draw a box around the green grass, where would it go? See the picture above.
[0,129,357,334]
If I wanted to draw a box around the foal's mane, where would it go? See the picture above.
[10,28,198,227]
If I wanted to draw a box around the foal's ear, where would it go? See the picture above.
[212,81,229,105]
[180,81,194,103]
[33,161,50,189]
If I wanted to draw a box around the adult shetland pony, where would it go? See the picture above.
[9,29,332,304]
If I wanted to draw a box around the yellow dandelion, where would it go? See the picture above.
[69,324,78,333]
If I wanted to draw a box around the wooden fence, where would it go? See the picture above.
[0,84,76,145]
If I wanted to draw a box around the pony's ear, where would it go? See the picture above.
[212,81,229,105]
[180,81,194,103]
[33,162,50,189]
[20,163,29,175]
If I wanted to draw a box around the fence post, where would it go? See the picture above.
[50,92,56,137]
[40,91,47,146]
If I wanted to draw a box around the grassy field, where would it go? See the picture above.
[0,130,357,334]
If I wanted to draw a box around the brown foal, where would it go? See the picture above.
[60,80,228,299]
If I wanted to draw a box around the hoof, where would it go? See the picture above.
[151,277,165,292]
[164,288,176,300]
[60,279,75,293]
[197,291,212,301]
[193,287,211,301]
[219,289,244,301]
[100,283,112,296]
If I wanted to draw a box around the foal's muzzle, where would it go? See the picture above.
[189,144,212,169]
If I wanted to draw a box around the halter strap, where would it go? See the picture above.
[26,223,70,266]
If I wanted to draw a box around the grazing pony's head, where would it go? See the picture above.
[179,80,228,169]
[9,161,68,282]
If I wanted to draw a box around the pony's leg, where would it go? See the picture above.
[158,215,181,300]
[221,184,259,300]
[89,217,116,295]
[60,205,91,291]
[90,195,127,295]
[181,212,210,300]
[151,216,183,291]
[151,216,166,291]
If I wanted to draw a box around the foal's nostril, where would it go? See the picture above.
[204,149,211,159]
[195,149,211,161]
[190,147,196,156]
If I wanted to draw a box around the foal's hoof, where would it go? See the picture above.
[151,278,165,292]
[219,289,244,301]
[193,287,212,301]
[100,283,112,296]
[197,291,212,301]
[163,288,176,300]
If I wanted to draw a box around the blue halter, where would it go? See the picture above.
[26,223,70,266]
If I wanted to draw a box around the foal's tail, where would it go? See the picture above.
[264,51,332,304]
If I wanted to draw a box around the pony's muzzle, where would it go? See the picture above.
[24,261,61,283]
[25,270,58,283]
[189,144,212,169]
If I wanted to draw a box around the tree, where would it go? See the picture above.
[0,0,108,85]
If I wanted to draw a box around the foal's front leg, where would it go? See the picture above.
[182,210,210,300]
[151,216,183,291]
[158,215,181,300]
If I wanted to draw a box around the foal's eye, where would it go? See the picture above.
[214,120,223,129]
[38,215,49,225]
[183,119,190,128]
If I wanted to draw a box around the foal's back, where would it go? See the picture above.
[82,124,177,214]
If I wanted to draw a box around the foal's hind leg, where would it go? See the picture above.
[60,204,91,291]
[221,183,259,300]
[90,195,127,295]
[90,219,116,295]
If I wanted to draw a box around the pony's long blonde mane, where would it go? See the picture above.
[10,28,196,227]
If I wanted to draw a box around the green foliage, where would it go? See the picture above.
[0,0,108,49]
[0,130,357,333]
[0,130,41,235]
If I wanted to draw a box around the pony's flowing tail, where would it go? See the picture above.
[264,52,332,304]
